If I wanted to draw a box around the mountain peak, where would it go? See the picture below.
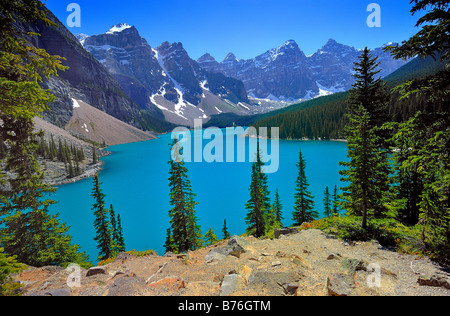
[223,52,240,64]
[197,53,217,63]
[282,39,298,47]
[106,23,133,34]
[326,38,338,45]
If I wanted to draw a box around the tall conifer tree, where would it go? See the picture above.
[340,48,391,229]
[91,174,112,261]
[245,139,272,237]
[384,0,449,265]
[323,186,332,218]
[0,0,87,268]
[292,149,317,225]
[168,139,201,253]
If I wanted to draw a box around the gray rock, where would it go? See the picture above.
[32,288,72,297]
[86,266,107,277]
[327,274,356,296]
[206,235,247,262]
[220,274,244,296]
[108,276,146,296]
[418,274,450,290]
[274,228,299,239]
[248,271,300,296]
[226,236,247,258]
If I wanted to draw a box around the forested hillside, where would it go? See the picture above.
[251,56,448,139]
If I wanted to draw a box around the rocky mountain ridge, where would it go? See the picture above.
[81,24,253,126]
[198,39,407,101]
[17,13,151,131]
[15,229,450,297]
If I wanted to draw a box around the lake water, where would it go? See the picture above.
[50,129,348,262]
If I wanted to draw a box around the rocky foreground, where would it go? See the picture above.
[16,229,450,296]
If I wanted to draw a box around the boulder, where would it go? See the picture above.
[108,275,146,296]
[220,274,245,296]
[205,235,247,262]
[274,228,299,239]
[418,274,450,290]
[327,274,356,296]
[86,266,107,277]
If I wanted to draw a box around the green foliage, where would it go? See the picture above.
[0,247,25,296]
[245,139,272,237]
[109,205,126,253]
[222,219,231,240]
[332,185,340,216]
[323,186,332,218]
[251,56,446,140]
[385,0,450,266]
[0,0,89,269]
[204,228,218,246]
[273,188,284,225]
[167,139,202,253]
[91,174,112,261]
[339,48,392,229]
[314,215,424,255]
[292,149,317,225]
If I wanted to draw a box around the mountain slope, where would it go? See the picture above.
[17,11,151,131]
[81,25,252,126]
[66,99,155,146]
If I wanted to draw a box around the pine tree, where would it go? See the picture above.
[91,174,112,261]
[386,0,450,265]
[222,219,231,240]
[116,214,126,252]
[0,1,87,268]
[340,104,382,229]
[323,186,332,218]
[255,140,272,214]
[168,139,201,253]
[273,188,284,225]
[385,0,449,101]
[0,247,25,296]
[339,47,393,229]
[347,47,391,219]
[293,149,317,225]
[204,228,218,246]
[109,204,119,250]
[245,162,266,237]
[332,185,340,216]
[164,228,175,254]
[245,139,272,237]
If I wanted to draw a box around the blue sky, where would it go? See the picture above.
[45,0,421,61]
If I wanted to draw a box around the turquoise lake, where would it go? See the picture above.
[50,129,348,262]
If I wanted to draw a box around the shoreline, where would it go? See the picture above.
[244,132,347,142]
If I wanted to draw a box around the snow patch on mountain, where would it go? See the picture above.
[106,23,132,34]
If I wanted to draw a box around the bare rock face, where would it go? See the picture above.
[82,25,249,125]
[17,11,147,130]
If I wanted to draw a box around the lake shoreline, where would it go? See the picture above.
[48,131,347,187]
